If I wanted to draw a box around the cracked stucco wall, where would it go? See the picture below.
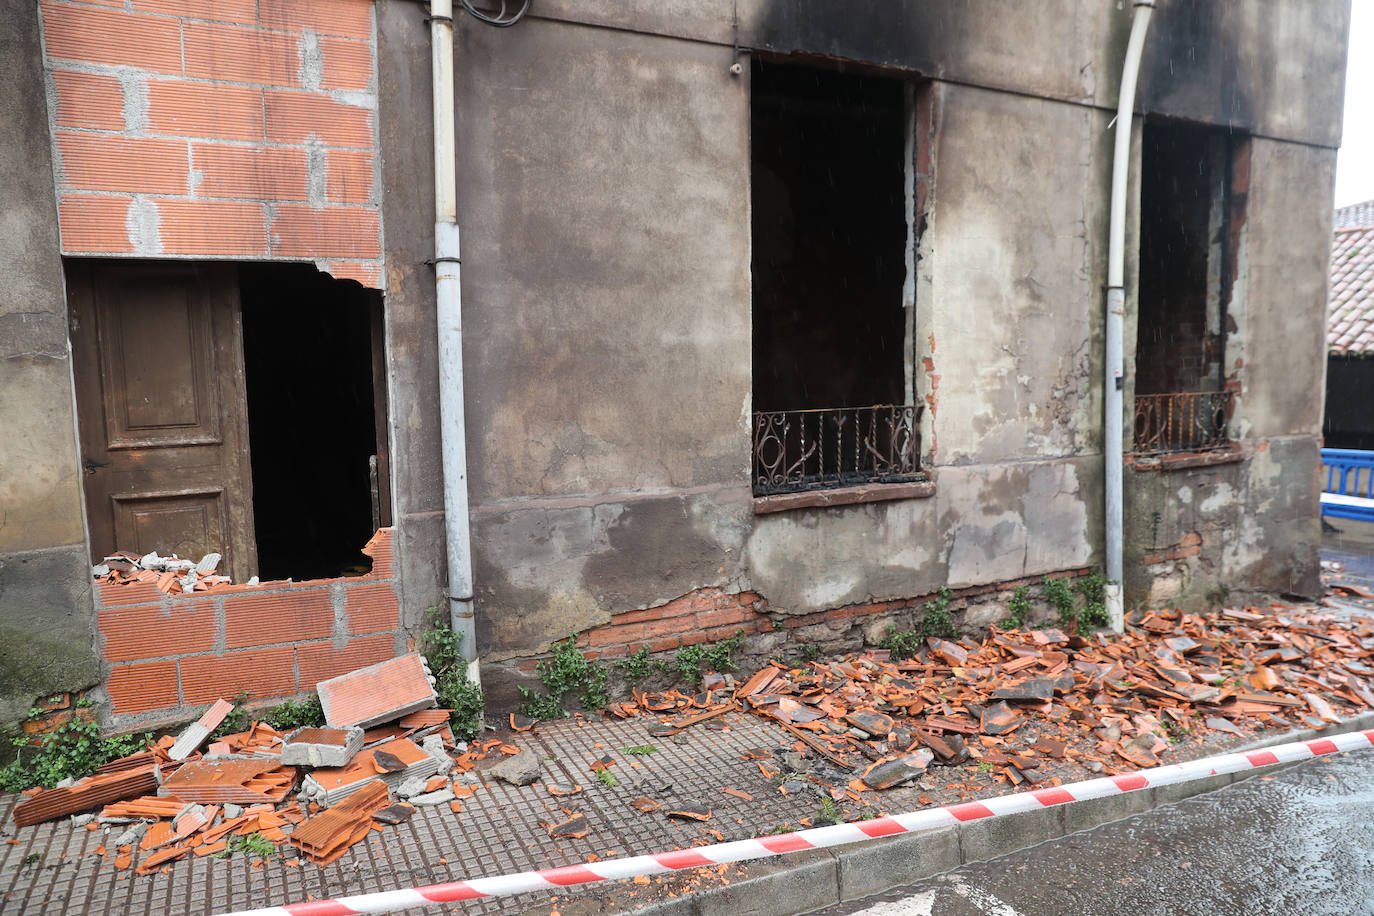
[440,0,1344,677]
[0,2,100,731]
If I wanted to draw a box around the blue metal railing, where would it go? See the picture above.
[1321,448,1374,522]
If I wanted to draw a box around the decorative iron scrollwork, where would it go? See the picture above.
[752,405,924,496]
[1132,390,1235,457]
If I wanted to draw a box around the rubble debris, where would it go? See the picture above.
[93,550,234,595]
[14,767,159,827]
[409,788,455,807]
[547,813,589,838]
[280,726,363,768]
[290,780,391,865]
[372,803,416,826]
[301,738,438,807]
[158,759,297,805]
[630,797,662,813]
[860,749,934,790]
[485,749,541,786]
[168,699,235,761]
[597,604,1374,795]
[317,653,438,730]
[664,804,712,822]
[547,782,583,797]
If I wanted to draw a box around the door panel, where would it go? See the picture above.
[69,261,258,582]
[98,278,219,446]
[112,489,227,562]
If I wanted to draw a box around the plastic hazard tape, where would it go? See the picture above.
[219,727,1374,916]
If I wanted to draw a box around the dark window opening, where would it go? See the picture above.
[1133,121,1241,456]
[1323,355,1374,450]
[241,264,386,579]
[750,59,920,495]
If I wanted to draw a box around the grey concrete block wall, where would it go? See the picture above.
[0,0,99,729]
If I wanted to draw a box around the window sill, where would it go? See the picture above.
[1128,447,1245,472]
[752,479,935,515]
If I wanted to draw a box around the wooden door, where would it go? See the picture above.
[68,261,258,582]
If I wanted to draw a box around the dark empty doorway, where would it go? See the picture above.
[240,264,387,580]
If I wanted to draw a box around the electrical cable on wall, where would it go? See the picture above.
[460,0,529,27]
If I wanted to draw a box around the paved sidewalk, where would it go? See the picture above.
[4,583,1374,916]
[1,712,826,915]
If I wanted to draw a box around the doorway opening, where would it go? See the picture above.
[68,258,390,584]
[240,264,387,580]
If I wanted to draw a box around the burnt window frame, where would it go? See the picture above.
[1130,119,1249,460]
[747,56,929,503]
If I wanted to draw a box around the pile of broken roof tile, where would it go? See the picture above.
[601,605,1374,797]
[11,604,1374,879]
[92,549,234,595]
[9,652,475,874]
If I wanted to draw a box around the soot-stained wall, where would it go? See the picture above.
[441,0,1343,689]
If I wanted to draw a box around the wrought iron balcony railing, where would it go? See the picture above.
[752,404,923,496]
[1132,390,1235,457]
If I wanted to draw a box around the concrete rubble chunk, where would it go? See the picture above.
[195,553,221,575]
[485,749,541,786]
[420,735,453,775]
[409,788,454,807]
[222,804,242,820]
[70,813,95,828]
[396,776,427,799]
[280,726,364,768]
[113,823,146,846]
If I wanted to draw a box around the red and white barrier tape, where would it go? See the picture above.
[219,727,1374,916]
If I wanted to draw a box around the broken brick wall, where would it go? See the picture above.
[98,529,403,729]
[40,0,382,287]
[486,572,1091,712]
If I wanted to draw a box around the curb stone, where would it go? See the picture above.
[623,710,1374,916]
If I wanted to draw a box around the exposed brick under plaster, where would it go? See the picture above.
[40,0,383,288]
[99,528,402,726]
[514,569,1094,674]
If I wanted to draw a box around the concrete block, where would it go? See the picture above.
[1061,787,1154,835]
[691,849,838,916]
[835,825,960,902]
[957,805,1064,864]
[280,726,364,767]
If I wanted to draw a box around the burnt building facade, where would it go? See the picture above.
[0,0,1348,730]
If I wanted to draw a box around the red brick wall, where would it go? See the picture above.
[40,0,382,288]
[100,529,402,725]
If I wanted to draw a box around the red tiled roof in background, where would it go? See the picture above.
[1329,199,1374,356]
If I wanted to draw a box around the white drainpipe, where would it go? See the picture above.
[430,0,479,680]
[1105,1,1155,631]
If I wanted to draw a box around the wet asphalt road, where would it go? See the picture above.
[815,750,1374,916]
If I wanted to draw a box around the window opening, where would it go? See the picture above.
[750,59,921,495]
[240,264,384,580]
[1133,121,1239,456]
